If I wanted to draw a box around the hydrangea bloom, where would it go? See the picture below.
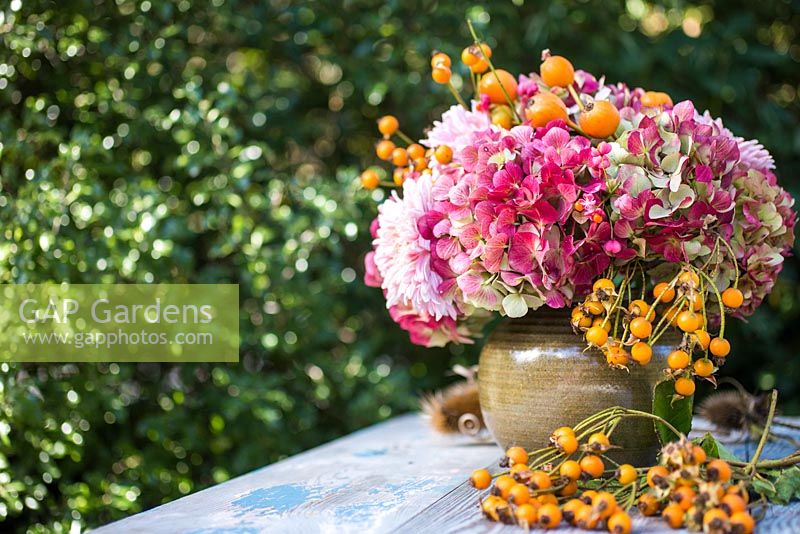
[364,62,795,347]
[729,169,796,316]
[420,103,494,153]
[367,171,485,346]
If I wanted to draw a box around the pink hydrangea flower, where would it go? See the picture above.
[697,111,775,172]
[420,103,493,152]
[388,303,474,348]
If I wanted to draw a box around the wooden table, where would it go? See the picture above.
[95,414,800,533]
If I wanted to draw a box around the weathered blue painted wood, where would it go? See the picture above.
[93,413,500,533]
[94,415,800,533]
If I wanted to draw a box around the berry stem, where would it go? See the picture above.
[650,296,686,345]
[446,80,468,109]
[565,117,588,136]
[622,481,639,511]
[601,453,621,469]
[727,451,800,470]
[574,407,618,432]
[696,278,711,359]
[529,449,562,470]
[617,409,684,440]
[717,236,741,288]
[638,262,647,301]
[466,19,521,123]
[694,267,726,338]
[470,72,479,101]
[745,389,779,477]
[620,275,634,343]
[567,84,586,112]
[602,269,628,332]
[394,129,415,145]
[604,413,622,439]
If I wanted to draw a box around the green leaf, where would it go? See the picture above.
[750,467,800,505]
[772,466,800,505]
[695,433,741,462]
[752,476,777,500]
[652,380,693,444]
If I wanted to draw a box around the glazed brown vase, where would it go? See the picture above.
[479,308,672,466]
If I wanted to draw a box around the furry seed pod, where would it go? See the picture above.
[697,390,770,431]
[420,380,483,435]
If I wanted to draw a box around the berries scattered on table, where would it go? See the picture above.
[469,418,759,533]
[707,459,733,483]
[503,446,529,467]
[560,460,582,481]
[617,464,637,486]
[469,468,492,490]
[579,454,605,478]
[537,503,562,529]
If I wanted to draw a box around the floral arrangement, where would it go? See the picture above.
[361,26,795,399]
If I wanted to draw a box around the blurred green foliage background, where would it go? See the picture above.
[0,0,798,531]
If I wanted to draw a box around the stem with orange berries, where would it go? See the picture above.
[717,236,741,288]
[695,267,727,338]
[466,19,521,123]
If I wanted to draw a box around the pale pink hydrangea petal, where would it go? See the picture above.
[420,103,493,152]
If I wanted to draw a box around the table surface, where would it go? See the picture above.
[95,414,800,534]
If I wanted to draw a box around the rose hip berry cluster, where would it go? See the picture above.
[361,45,626,192]
[573,264,743,398]
[470,431,634,533]
[638,438,755,533]
[468,423,758,534]
[360,112,452,191]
